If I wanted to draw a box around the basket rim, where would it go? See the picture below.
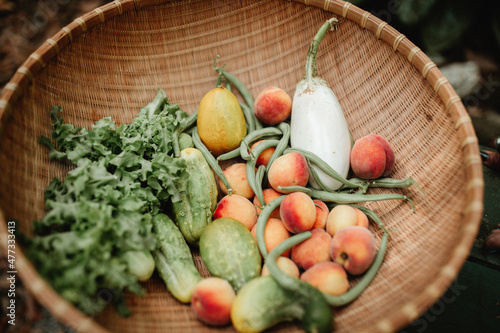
[0,1,484,332]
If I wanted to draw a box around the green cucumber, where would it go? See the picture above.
[172,148,218,244]
[199,217,261,291]
[152,213,203,303]
[231,276,303,333]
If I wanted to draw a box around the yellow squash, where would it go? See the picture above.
[197,87,247,156]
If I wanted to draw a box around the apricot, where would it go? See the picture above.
[268,152,309,193]
[312,199,329,229]
[191,277,236,326]
[300,262,349,296]
[261,256,300,278]
[250,140,276,168]
[253,188,283,219]
[251,218,291,257]
[350,134,395,179]
[253,86,292,125]
[326,205,369,236]
[329,226,377,275]
[213,194,258,230]
[280,192,316,234]
[218,163,255,199]
[291,228,332,270]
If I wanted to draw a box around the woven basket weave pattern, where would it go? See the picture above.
[0,0,483,332]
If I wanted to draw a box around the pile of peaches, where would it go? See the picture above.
[213,148,383,299]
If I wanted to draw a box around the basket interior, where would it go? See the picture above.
[0,0,476,332]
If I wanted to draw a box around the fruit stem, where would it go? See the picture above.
[304,18,338,81]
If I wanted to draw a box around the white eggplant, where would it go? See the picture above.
[290,18,351,191]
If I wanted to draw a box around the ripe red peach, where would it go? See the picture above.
[251,218,291,257]
[329,226,377,275]
[312,200,329,229]
[291,228,332,270]
[191,277,236,326]
[300,262,349,296]
[261,256,300,278]
[253,86,292,125]
[253,188,283,219]
[280,192,316,234]
[213,194,258,230]
[218,163,255,199]
[326,205,369,236]
[350,134,395,179]
[268,152,309,193]
[250,140,276,168]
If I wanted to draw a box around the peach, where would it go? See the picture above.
[350,134,395,179]
[253,188,283,219]
[354,208,369,228]
[251,218,291,257]
[326,205,369,236]
[280,192,316,234]
[191,277,236,326]
[250,140,276,168]
[329,226,377,275]
[213,194,258,230]
[291,228,332,270]
[268,152,309,193]
[253,86,292,125]
[261,256,300,278]
[300,262,349,296]
[312,200,329,229]
[218,163,255,199]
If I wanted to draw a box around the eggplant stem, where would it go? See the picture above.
[305,18,339,81]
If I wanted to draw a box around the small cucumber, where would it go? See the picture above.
[231,276,303,333]
[199,218,261,291]
[152,213,203,303]
[172,148,218,244]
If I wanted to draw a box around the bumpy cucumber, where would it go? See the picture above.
[172,148,218,244]
[231,276,303,333]
[199,217,261,291]
[152,213,203,303]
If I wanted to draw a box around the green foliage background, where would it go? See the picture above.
[349,0,500,60]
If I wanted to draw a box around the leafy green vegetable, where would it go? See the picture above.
[23,90,189,316]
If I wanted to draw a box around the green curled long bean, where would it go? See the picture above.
[265,122,290,174]
[310,188,415,212]
[339,177,425,194]
[278,185,414,212]
[323,231,388,307]
[213,57,254,109]
[284,147,361,189]
[277,185,312,196]
[246,139,280,207]
[192,127,232,193]
[173,110,198,157]
[255,195,286,258]
[266,232,312,290]
[255,165,266,198]
[240,127,283,161]
[306,158,331,192]
[240,103,256,134]
[217,148,241,161]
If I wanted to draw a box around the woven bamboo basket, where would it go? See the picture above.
[0,0,484,332]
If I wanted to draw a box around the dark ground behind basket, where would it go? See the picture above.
[0,1,499,332]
